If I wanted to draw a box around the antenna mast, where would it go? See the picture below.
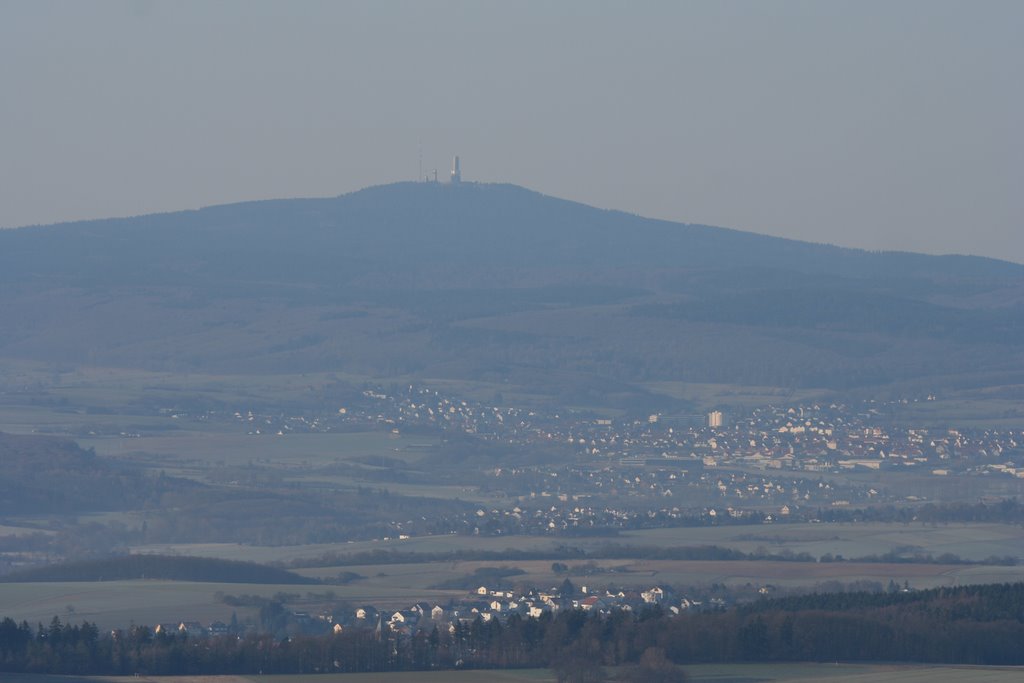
[450,155,461,183]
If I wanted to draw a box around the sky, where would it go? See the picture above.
[1,1,1021,262]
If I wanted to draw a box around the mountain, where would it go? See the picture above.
[1,182,1022,400]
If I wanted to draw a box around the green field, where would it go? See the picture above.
[617,521,1024,562]
[0,580,266,630]
[0,577,464,631]
[78,431,435,468]
[128,521,1024,566]
[292,556,1024,594]
[129,534,566,565]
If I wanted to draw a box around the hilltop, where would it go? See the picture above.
[0,182,1021,399]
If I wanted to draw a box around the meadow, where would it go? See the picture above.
[79,430,436,470]
[0,577,465,631]
[293,557,1024,594]
[617,521,1024,561]
[128,521,1024,566]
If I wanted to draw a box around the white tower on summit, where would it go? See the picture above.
[450,156,461,183]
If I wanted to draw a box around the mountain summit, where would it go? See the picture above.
[1,182,1021,397]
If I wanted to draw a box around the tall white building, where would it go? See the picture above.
[450,156,461,183]
[707,410,724,428]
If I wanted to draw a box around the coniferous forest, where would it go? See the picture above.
[2,582,1023,677]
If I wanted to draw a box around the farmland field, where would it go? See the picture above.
[129,534,568,565]
[0,580,267,630]
[129,521,1024,566]
[292,557,1024,593]
[617,521,1024,561]
[0,579,461,631]
[3,558,1012,634]
[79,431,437,468]
[0,524,55,538]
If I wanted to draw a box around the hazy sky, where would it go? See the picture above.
[2,1,1021,262]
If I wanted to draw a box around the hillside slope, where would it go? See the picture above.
[1,182,1021,396]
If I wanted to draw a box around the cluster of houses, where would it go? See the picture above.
[226,383,1023,485]
[153,620,233,638]
[147,583,703,640]
[329,581,703,637]
[207,385,1024,536]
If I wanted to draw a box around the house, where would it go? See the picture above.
[178,621,204,638]
[355,606,378,621]
[208,621,229,636]
[389,610,418,625]
[458,601,491,618]
[578,596,605,612]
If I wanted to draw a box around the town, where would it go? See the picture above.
[141,382,1024,540]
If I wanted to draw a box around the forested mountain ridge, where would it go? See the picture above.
[1,182,1021,396]
[3,182,1019,285]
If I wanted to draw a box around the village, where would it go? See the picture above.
[149,578,718,642]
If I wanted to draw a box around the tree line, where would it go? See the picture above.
[0,554,317,585]
[285,538,1017,572]
[2,582,1024,677]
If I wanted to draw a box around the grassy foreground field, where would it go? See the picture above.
[4,663,1024,682]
